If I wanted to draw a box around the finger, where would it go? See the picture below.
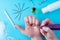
[41,18,53,26]
[28,16,33,25]
[42,27,53,33]
[35,19,40,26]
[40,27,50,36]
[24,17,29,26]
[41,27,54,36]
[42,27,56,39]
[32,16,36,26]
[15,25,26,34]
[40,29,46,36]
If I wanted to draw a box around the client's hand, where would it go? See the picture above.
[15,16,42,40]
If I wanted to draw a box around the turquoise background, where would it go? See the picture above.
[0,0,60,40]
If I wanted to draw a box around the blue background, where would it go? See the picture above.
[0,0,60,40]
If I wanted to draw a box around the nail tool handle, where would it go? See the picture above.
[41,24,60,30]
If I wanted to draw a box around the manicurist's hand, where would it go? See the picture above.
[15,16,42,40]
[40,19,58,40]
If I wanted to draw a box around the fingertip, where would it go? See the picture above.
[33,16,36,24]
[15,25,26,34]
[24,17,29,25]
[15,25,20,28]
[41,18,51,26]
[28,16,33,24]
[41,21,45,26]
[42,27,50,32]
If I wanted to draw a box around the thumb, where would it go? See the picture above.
[40,27,53,36]
[42,27,53,33]
[15,25,26,34]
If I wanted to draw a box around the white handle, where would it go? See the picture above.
[4,10,15,28]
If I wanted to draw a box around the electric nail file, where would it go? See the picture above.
[40,24,60,30]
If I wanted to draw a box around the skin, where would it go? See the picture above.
[15,16,57,40]
[15,16,42,40]
[40,19,58,40]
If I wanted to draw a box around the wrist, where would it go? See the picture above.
[31,36,42,40]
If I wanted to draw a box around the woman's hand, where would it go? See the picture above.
[15,16,42,40]
[40,19,58,40]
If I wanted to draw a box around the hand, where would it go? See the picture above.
[15,16,42,40]
[40,18,58,40]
